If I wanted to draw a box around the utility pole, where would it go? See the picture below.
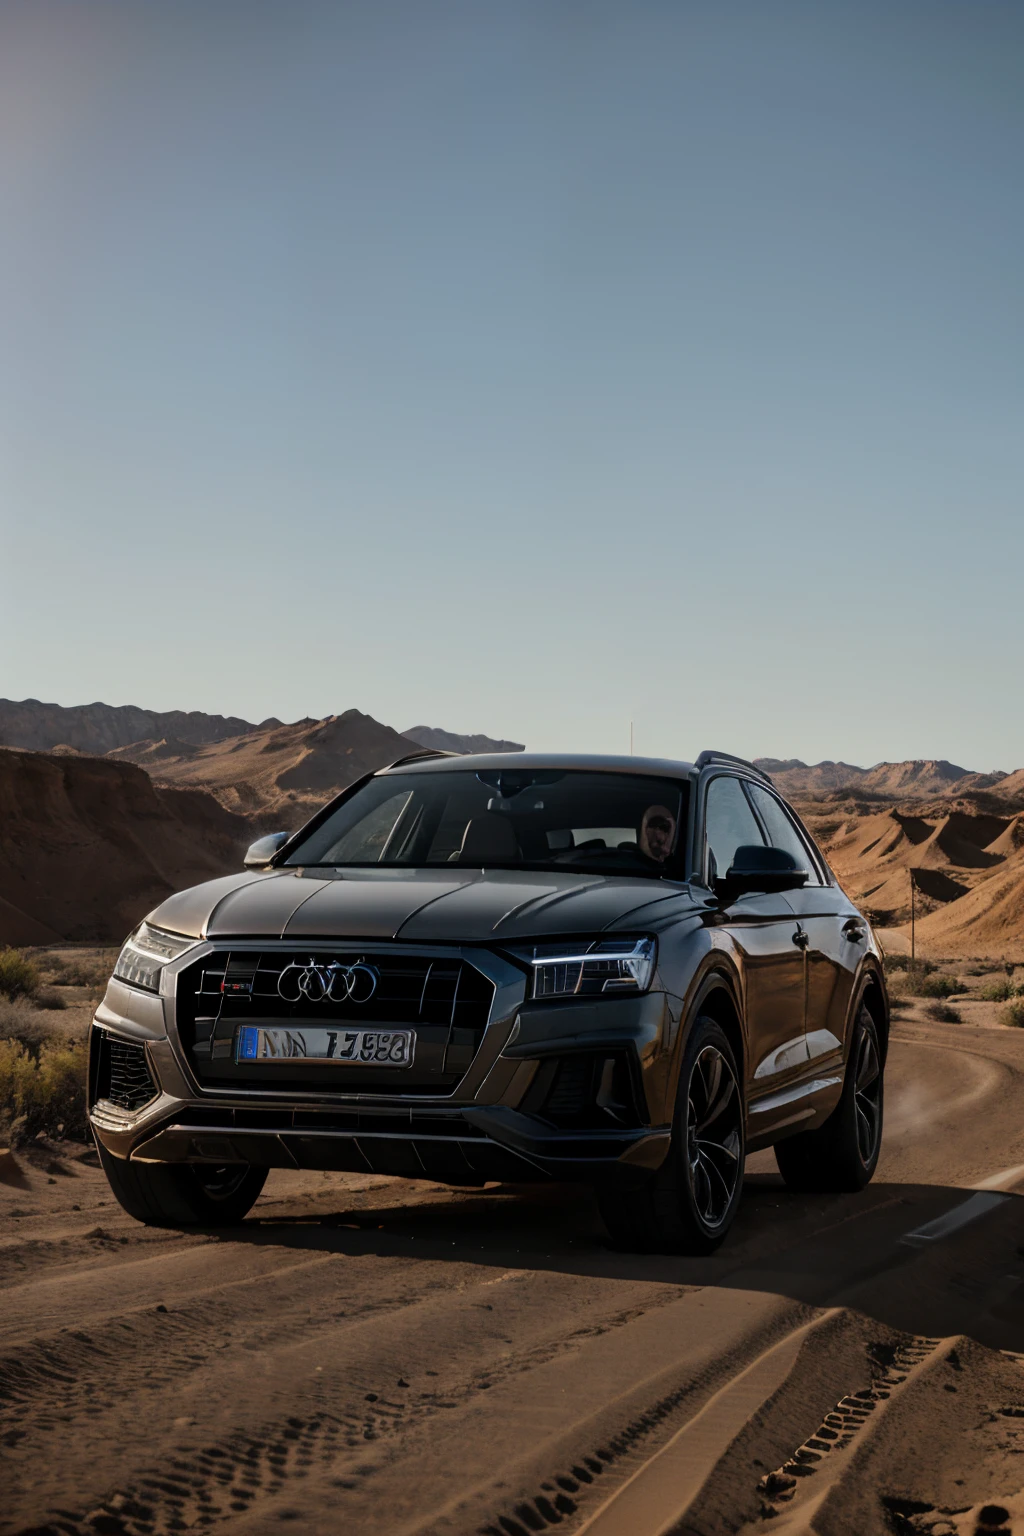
[910,868,916,972]
[629,721,633,756]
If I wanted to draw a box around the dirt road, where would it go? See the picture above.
[4,1010,1024,1536]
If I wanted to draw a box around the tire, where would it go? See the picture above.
[774,1005,883,1193]
[96,1142,268,1227]
[599,1016,745,1254]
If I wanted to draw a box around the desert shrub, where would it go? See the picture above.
[925,1001,961,1023]
[1001,1000,1024,1030]
[37,952,115,989]
[0,948,40,1002]
[42,954,116,989]
[883,955,936,976]
[0,1038,88,1139]
[913,973,964,999]
[0,998,54,1055]
[34,987,67,1011]
[978,978,1016,1002]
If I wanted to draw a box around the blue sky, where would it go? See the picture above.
[1,2,1021,769]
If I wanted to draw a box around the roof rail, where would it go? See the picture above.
[695,750,773,785]
[384,748,462,770]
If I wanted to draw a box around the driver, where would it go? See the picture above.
[639,804,676,863]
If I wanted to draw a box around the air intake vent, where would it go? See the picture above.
[99,1032,158,1112]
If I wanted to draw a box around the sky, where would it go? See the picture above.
[1,1,1022,771]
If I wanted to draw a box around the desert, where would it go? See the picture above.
[3,700,1024,1535]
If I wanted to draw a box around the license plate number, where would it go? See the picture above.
[235,1026,414,1067]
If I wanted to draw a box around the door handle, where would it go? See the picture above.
[842,919,866,943]
[792,924,809,950]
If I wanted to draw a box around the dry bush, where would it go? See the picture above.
[978,978,1016,1002]
[0,948,40,1002]
[0,1038,88,1140]
[883,955,936,976]
[913,973,963,999]
[42,953,115,990]
[925,1001,961,1024]
[34,987,68,1011]
[0,998,55,1054]
[1001,1000,1024,1030]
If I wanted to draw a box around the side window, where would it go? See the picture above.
[703,776,766,883]
[745,783,822,884]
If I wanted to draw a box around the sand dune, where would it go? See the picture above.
[911,852,1024,950]
[813,799,1024,947]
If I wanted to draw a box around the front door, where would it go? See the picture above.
[744,781,854,1077]
[701,775,807,1104]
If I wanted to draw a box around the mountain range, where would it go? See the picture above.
[1,697,1022,953]
[754,757,1015,800]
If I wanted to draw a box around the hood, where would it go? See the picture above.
[147,866,699,944]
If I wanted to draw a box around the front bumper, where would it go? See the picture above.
[88,967,678,1189]
[95,1100,670,1189]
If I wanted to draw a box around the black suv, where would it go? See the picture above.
[90,749,887,1253]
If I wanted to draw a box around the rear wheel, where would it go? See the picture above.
[774,1005,883,1193]
[96,1143,267,1226]
[599,1016,745,1254]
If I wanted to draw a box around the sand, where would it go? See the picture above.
[4,1004,1024,1535]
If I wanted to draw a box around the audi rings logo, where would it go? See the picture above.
[276,959,379,1005]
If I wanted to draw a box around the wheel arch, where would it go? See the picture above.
[853,961,890,1065]
[684,968,746,1088]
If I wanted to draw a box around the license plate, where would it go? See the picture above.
[235,1025,415,1067]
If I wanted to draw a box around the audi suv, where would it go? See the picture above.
[89,749,888,1252]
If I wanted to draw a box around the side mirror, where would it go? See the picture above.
[244,831,289,870]
[715,844,809,902]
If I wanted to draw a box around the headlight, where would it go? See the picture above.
[524,937,657,1000]
[113,923,198,992]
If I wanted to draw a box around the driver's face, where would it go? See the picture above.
[641,804,676,861]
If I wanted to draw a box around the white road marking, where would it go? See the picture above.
[901,1190,1010,1246]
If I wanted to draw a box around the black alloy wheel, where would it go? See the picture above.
[598,1014,746,1254]
[193,1165,254,1203]
[685,1044,743,1232]
[853,1024,882,1165]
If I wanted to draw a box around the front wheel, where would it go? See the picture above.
[774,1005,884,1193]
[96,1143,267,1226]
[599,1016,745,1254]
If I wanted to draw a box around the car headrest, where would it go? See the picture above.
[457,813,518,863]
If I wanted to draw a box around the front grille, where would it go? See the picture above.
[94,1031,158,1112]
[175,948,495,1095]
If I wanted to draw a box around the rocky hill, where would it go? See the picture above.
[403,725,524,755]
[0,698,279,755]
[110,709,420,825]
[758,756,1010,801]
[0,747,251,944]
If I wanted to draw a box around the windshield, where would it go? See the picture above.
[284,769,688,880]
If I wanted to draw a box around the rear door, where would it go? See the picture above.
[744,781,853,1076]
[701,774,807,1093]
